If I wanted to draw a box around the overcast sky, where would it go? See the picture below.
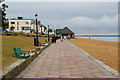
[5,0,120,2]
[5,2,118,34]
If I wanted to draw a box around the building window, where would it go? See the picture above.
[21,27,31,30]
[11,22,15,24]
[26,27,31,30]
[21,27,25,30]
[25,22,29,24]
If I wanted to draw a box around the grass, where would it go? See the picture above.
[2,36,47,70]
[67,38,119,71]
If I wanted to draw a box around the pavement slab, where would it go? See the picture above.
[16,40,118,79]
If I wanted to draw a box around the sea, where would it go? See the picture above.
[75,35,120,42]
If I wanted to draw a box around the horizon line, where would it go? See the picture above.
[75,34,119,35]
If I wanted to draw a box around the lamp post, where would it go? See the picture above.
[34,14,39,46]
[41,24,42,36]
[48,25,50,41]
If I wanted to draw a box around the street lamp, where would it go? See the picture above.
[34,14,39,46]
[48,25,50,41]
[41,24,42,36]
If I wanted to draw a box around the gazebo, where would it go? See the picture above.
[56,27,75,39]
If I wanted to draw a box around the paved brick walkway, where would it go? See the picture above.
[16,40,117,78]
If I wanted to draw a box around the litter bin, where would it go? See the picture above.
[34,38,39,46]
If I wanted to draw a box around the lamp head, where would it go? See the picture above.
[35,14,38,19]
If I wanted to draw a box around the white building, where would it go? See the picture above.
[9,17,47,33]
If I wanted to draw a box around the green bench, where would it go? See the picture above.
[39,42,45,46]
[13,47,30,59]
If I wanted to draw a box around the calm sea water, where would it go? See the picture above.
[77,37,119,42]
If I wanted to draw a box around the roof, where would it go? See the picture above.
[9,17,35,23]
[56,27,74,35]
[9,18,34,20]
[9,19,39,24]
[39,24,47,29]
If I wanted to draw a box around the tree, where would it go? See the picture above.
[2,3,8,30]
[0,0,5,3]
[10,26,15,31]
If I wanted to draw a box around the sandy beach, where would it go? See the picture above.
[67,38,119,71]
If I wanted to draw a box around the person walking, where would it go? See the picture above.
[52,35,56,43]
[61,36,63,42]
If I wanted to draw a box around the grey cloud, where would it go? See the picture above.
[58,15,118,34]
[6,2,118,34]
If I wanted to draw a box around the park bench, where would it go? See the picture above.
[13,47,30,59]
[39,42,45,46]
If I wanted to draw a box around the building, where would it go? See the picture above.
[38,24,47,34]
[56,27,75,38]
[9,17,33,33]
[8,17,47,33]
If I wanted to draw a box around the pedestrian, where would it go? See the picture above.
[61,36,63,42]
[52,35,56,43]
[54,36,56,43]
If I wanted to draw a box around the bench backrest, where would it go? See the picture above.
[13,47,22,55]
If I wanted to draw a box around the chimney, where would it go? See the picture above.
[18,17,23,20]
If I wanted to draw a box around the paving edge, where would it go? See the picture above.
[1,43,51,79]
[67,41,119,77]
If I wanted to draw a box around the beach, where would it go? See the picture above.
[67,38,119,71]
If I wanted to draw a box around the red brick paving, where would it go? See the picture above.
[16,40,117,78]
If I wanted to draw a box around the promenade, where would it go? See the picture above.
[16,40,117,78]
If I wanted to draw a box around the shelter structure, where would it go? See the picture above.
[56,27,75,39]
